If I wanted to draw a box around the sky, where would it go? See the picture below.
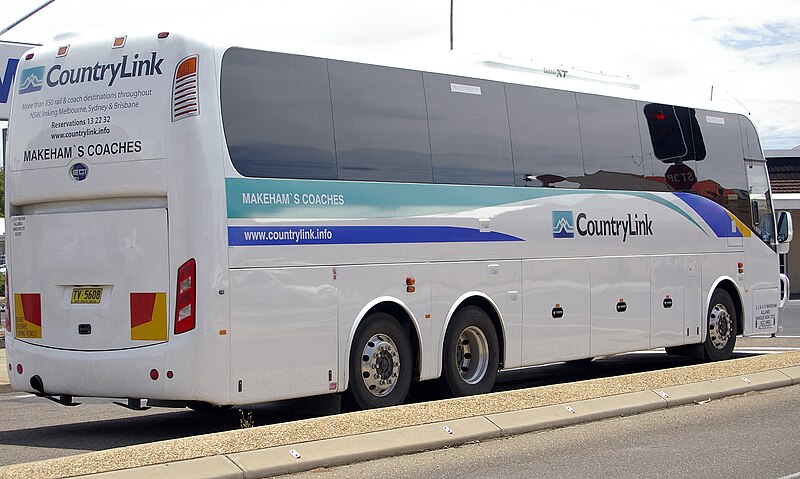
[1,0,799,149]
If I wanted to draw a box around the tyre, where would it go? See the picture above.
[438,306,499,397]
[703,289,738,361]
[346,312,412,410]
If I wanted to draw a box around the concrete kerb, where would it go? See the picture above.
[3,353,800,479]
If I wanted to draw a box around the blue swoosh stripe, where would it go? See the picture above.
[228,226,523,246]
[674,192,742,238]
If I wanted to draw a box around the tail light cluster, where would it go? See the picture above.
[172,55,199,121]
[174,259,196,334]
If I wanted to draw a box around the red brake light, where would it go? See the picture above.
[174,259,196,334]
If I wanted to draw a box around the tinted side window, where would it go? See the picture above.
[423,73,514,186]
[693,110,749,224]
[739,116,764,160]
[221,48,337,179]
[639,102,705,192]
[328,61,432,182]
[577,94,645,190]
[506,85,583,187]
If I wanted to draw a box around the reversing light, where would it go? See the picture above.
[174,258,197,334]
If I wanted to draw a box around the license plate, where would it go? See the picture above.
[71,287,103,304]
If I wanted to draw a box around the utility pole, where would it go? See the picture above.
[450,0,454,51]
[0,0,57,37]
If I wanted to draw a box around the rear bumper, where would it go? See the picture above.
[8,339,174,400]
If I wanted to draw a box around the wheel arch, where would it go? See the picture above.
[707,277,744,336]
[344,297,423,391]
[440,292,506,373]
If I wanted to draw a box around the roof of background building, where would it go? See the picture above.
[767,149,800,193]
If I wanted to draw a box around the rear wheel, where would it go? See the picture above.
[346,312,412,409]
[439,306,499,397]
[703,289,737,361]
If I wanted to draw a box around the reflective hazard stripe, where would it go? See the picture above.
[14,293,42,339]
[130,292,167,341]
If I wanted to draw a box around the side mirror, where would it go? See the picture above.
[777,210,793,243]
[777,211,793,255]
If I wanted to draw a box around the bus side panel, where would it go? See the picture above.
[590,257,651,356]
[333,264,430,388]
[650,256,686,348]
[430,261,522,377]
[700,252,745,339]
[684,257,703,345]
[743,239,781,336]
[229,267,338,404]
[521,258,591,365]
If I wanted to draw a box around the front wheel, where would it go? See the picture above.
[703,289,738,361]
[438,306,499,397]
[346,313,412,410]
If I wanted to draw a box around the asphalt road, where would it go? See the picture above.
[282,383,800,479]
[0,339,797,468]
[779,299,800,335]
[0,304,797,468]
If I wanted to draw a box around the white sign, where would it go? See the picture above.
[0,41,39,121]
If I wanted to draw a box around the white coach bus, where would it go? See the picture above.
[4,32,792,410]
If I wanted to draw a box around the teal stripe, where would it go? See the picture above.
[226,177,558,219]
[225,178,710,237]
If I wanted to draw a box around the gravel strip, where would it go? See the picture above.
[2,351,799,479]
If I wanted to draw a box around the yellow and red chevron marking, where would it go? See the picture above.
[14,293,42,339]
[130,292,167,341]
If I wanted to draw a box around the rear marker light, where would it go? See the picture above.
[172,55,199,121]
[174,258,197,334]
[158,32,169,39]
[16,364,23,374]
[25,53,34,60]
[150,369,159,380]
[167,370,174,379]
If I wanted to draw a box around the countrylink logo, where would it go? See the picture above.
[18,66,44,94]
[552,211,574,238]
